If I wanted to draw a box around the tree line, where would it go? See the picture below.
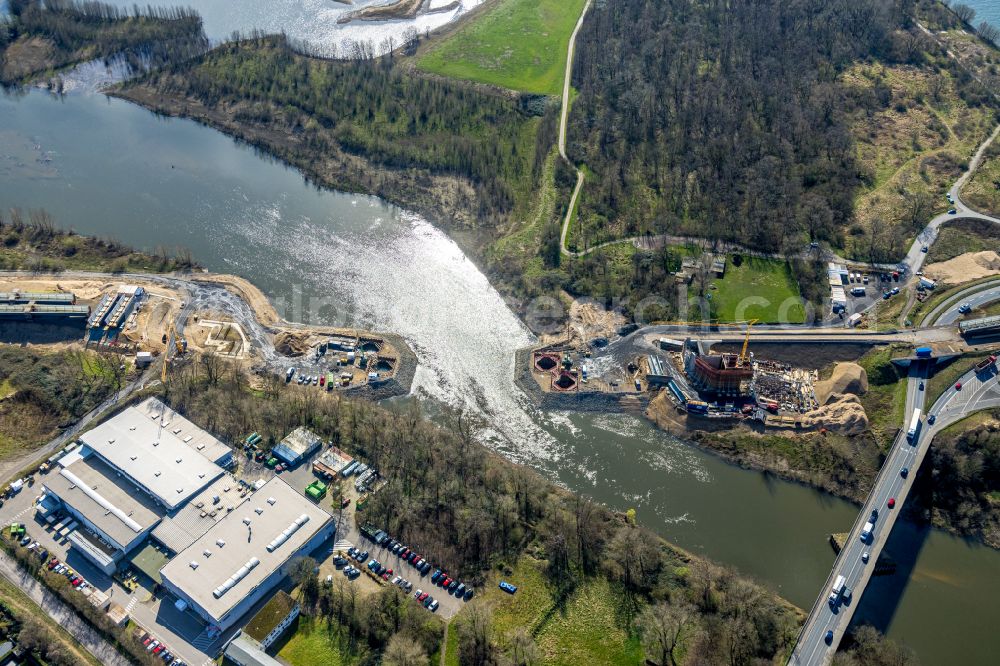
[131,34,554,224]
[1,0,207,84]
[566,0,912,254]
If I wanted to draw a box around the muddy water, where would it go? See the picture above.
[1,88,998,663]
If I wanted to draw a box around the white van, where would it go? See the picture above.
[860,521,874,543]
[828,574,846,606]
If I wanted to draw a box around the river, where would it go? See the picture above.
[1,77,998,666]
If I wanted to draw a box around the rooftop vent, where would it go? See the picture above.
[242,517,252,526]
[154,471,161,477]
[216,539,226,548]
[175,458,183,464]
[266,497,276,505]
[254,508,263,515]
[189,561,199,569]
[203,549,211,558]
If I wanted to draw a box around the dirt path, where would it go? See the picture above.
[558,0,592,258]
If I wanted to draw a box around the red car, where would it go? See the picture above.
[418,592,429,602]
[955,382,963,390]
[888,497,896,509]
[409,552,420,563]
[143,638,152,647]
[441,577,452,587]
[48,558,59,570]
[153,646,163,655]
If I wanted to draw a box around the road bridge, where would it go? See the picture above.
[790,357,1000,664]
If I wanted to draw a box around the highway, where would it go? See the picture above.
[792,355,1000,665]
[923,279,1000,326]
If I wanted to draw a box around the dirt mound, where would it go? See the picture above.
[925,250,1000,286]
[814,362,868,405]
[800,394,869,435]
[274,331,311,357]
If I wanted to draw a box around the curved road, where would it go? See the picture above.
[558,0,591,258]
[923,279,1000,326]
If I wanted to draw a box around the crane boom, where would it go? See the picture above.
[739,319,758,365]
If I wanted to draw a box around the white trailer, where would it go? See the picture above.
[907,408,922,441]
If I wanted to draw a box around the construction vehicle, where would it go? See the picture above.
[974,355,997,374]
[160,321,187,382]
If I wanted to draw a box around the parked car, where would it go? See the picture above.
[948,208,957,215]
[423,595,434,608]
[455,583,466,596]
[431,570,442,583]
[391,575,402,586]
[464,588,474,601]
[333,556,347,567]
[499,581,518,594]
[358,550,369,561]
[400,548,410,559]
[429,599,439,612]
[421,561,433,574]
[415,589,425,600]
[441,577,452,588]
[18,535,30,546]
[448,580,459,593]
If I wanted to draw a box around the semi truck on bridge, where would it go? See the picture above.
[907,408,922,441]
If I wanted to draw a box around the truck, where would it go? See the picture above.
[907,408,922,441]
[850,286,866,297]
[828,575,847,607]
[974,355,997,374]
[848,313,863,327]
[918,277,937,290]
[686,400,709,415]
[860,521,875,544]
[915,347,932,358]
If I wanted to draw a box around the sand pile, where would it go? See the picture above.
[814,362,868,405]
[925,250,1000,286]
[274,331,311,357]
[800,395,869,435]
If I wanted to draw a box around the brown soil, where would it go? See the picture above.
[797,395,869,435]
[1,35,57,82]
[814,362,869,405]
[339,0,424,23]
[274,330,312,357]
[924,250,1000,286]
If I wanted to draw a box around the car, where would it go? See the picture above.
[464,588,474,601]
[423,595,434,608]
[153,646,163,655]
[959,303,972,314]
[367,560,378,571]
[403,580,413,591]
[955,382,963,390]
[143,637,153,647]
[348,568,360,579]
[347,546,357,558]
[415,590,426,601]
[320,375,326,386]
[455,583,466,596]
[825,630,834,645]
[333,556,347,567]
[948,208,957,215]
[431,570,442,583]
[919,381,924,390]
[441,577,452,588]
[429,599,439,611]
[421,561,433,574]
[888,497,896,509]
[928,414,936,425]
[359,550,369,561]
[871,508,878,521]
[392,575,402,585]
[382,571,391,580]
[385,568,393,577]
[448,580,459,592]
[921,245,929,253]
[891,287,900,295]
[18,535,30,546]
[862,552,870,563]
[900,467,909,478]
[147,641,159,652]
[882,291,891,300]
[400,548,410,559]
[161,652,173,662]
[415,558,425,569]
[499,581,518,594]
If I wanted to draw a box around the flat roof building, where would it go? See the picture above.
[271,427,321,467]
[41,398,232,572]
[160,477,334,631]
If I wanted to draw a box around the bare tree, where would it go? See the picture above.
[637,602,699,666]
[952,3,976,24]
[383,632,428,666]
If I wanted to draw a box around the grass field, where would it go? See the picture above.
[964,141,1000,217]
[925,218,1000,264]
[705,257,806,324]
[446,556,642,665]
[417,0,588,95]
[276,616,355,666]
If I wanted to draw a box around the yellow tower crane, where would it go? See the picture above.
[738,319,758,366]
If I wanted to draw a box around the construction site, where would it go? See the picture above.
[526,321,827,428]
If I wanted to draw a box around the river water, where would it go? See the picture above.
[1,81,998,666]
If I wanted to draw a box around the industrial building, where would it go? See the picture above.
[87,284,145,344]
[683,347,754,397]
[160,477,334,632]
[312,446,353,478]
[0,290,89,322]
[271,427,321,467]
[828,263,848,312]
[39,398,231,573]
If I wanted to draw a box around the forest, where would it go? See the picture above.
[121,34,555,230]
[565,0,911,254]
[0,0,207,84]
[160,360,813,664]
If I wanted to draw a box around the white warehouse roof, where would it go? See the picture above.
[78,399,226,511]
[160,477,332,623]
